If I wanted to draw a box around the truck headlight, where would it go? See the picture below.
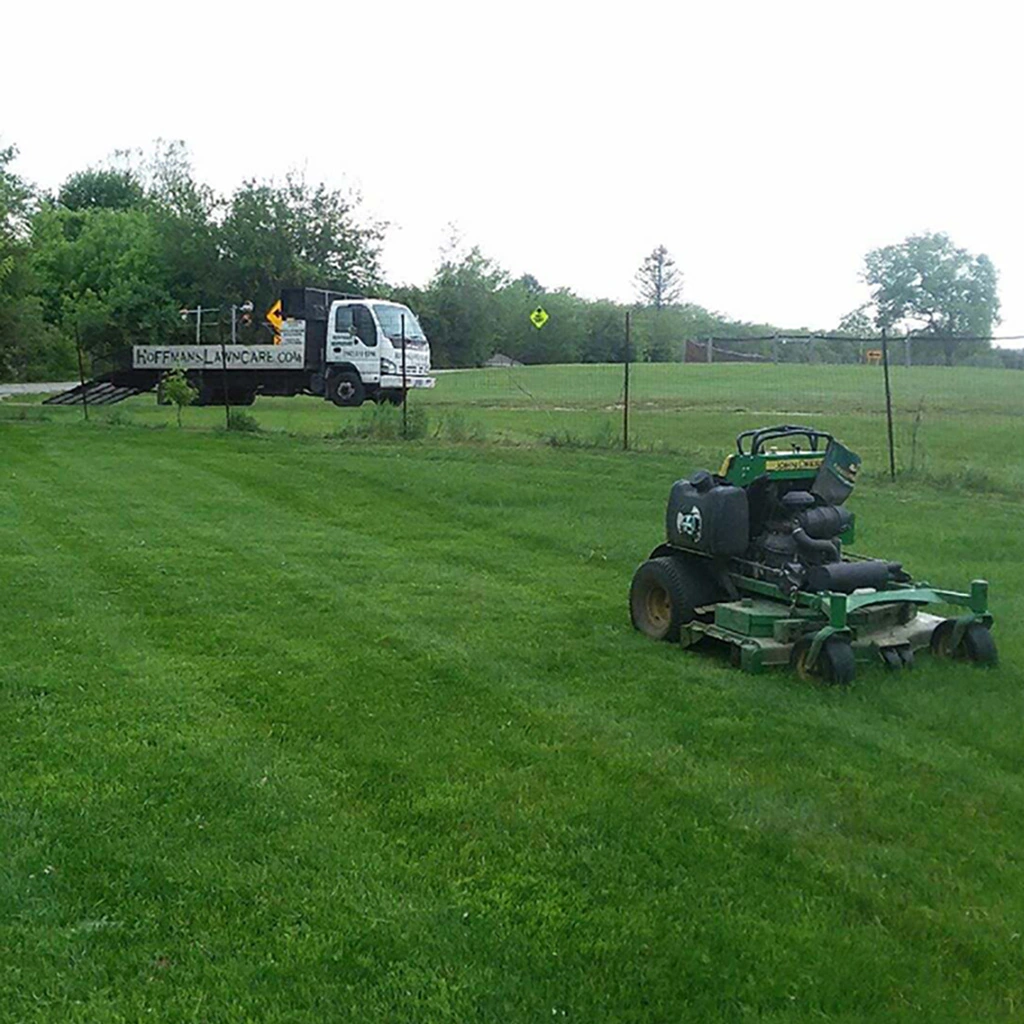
[380,358,397,374]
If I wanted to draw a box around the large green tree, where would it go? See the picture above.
[581,300,627,363]
[219,174,384,317]
[0,144,73,380]
[0,143,32,336]
[499,284,583,365]
[143,143,222,310]
[58,168,145,212]
[863,232,1000,365]
[31,204,178,366]
[415,246,508,367]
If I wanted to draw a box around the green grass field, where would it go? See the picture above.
[1,367,1023,1020]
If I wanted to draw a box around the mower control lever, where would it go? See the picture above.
[736,425,835,456]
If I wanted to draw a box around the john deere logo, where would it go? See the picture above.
[769,456,824,472]
[677,506,702,543]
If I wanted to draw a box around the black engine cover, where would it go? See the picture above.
[666,473,749,556]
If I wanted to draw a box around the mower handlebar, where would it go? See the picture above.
[736,425,834,455]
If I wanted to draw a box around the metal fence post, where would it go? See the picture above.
[623,311,631,451]
[904,335,912,368]
[706,337,713,364]
[74,326,89,422]
[219,315,231,429]
[401,313,408,440]
[881,328,896,481]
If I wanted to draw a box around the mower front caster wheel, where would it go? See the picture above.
[931,622,998,666]
[792,637,856,686]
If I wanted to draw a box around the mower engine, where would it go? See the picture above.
[666,427,908,596]
[754,492,904,595]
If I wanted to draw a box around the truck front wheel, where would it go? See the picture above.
[329,371,365,408]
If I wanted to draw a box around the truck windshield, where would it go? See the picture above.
[373,304,427,343]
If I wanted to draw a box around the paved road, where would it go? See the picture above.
[0,382,77,398]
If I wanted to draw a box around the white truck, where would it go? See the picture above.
[47,287,436,409]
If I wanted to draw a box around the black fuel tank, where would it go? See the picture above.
[666,471,749,556]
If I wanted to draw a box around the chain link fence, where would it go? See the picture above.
[12,321,1021,493]
[414,327,1023,493]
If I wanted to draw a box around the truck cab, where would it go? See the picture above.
[278,287,435,407]
[324,299,434,406]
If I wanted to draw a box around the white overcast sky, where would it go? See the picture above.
[5,0,1023,339]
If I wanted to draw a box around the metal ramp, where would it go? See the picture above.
[44,377,143,407]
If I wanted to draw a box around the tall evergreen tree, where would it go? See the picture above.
[635,245,682,310]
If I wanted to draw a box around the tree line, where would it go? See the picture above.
[0,140,1013,380]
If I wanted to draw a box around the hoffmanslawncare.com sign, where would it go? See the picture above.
[133,344,304,370]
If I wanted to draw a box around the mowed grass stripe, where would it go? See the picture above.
[1,424,1023,1021]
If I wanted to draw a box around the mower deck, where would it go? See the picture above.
[682,596,946,674]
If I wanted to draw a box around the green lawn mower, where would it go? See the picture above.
[630,425,996,684]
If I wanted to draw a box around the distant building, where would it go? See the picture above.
[483,352,523,368]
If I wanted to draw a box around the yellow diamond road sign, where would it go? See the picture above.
[530,306,549,329]
[266,299,284,332]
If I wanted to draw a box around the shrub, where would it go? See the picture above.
[402,405,429,440]
[330,403,428,441]
[161,368,198,427]
[1,404,51,422]
[226,410,261,433]
[545,422,620,450]
[435,410,486,442]
[103,408,134,427]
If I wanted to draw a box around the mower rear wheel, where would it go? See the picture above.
[629,556,718,643]
[793,637,856,686]
[931,621,998,666]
